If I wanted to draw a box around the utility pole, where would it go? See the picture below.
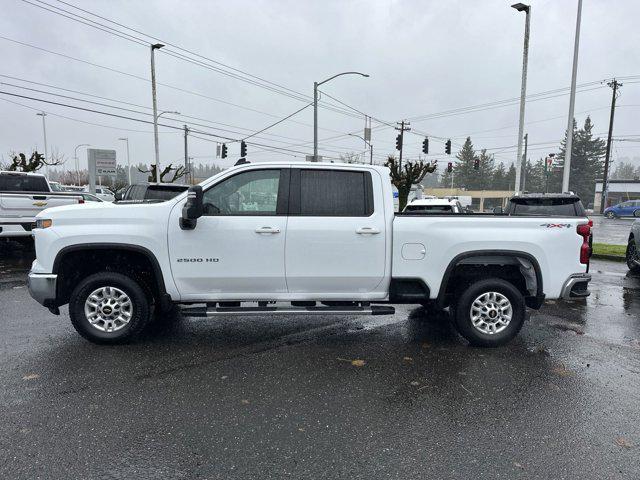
[600,79,622,213]
[395,120,411,169]
[118,138,131,185]
[36,112,48,176]
[183,124,190,184]
[521,133,528,191]
[512,2,531,195]
[150,43,164,181]
[562,0,583,193]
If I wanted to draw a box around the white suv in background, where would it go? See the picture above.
[403,198,463,214]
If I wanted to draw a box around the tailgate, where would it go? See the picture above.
[0,192,80,218]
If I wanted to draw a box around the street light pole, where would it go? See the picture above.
[150,43,164,181]
[348,133,373,165]
[74,143,90,186]
[36,112,49,176]
[313,71,369,162]
[562,0,583,193]
[118,138,131,185]
[512,3,531,194]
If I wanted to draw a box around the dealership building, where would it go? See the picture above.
[594,179,640,208]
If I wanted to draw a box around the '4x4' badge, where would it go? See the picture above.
[540,223,571,228]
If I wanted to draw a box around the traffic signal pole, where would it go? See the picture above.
[395,120,411,168]
[600,79,622,213]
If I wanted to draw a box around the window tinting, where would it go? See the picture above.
[511,198,577,216]
[144,185,188,201]
[203,169,281,215]
[0,175,50,192]
[299,170,373,216]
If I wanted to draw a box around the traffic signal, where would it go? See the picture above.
[395,134,402,151]
[474,158,480,170]
[221,143,228,158]
[445,139,452,155]
[240,140,247,158]
[422,137,429,154]
[447,162,453,173]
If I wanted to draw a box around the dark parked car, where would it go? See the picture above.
[114,183,189,204]
[627,220,640,272]
[497,193,587,216]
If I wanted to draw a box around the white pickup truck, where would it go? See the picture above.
[28,162,592,346]
[0,171,83,239]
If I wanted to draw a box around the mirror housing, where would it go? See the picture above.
[180,185,204,230]
[493,206,504,214]
[114,191,123,201]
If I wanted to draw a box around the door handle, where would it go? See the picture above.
[255,226,281,234]
[356,227,380,235]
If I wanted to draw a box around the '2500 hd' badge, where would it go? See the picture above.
[540,223,571,228]
[176,258,219,263]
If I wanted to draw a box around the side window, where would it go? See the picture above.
[297,169,373,216]
[202,169,283,216]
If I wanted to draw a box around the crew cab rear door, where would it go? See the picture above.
[285,167,386,296]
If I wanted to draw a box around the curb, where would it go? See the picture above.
[591,253,626,262]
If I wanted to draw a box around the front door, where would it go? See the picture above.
[168,168,289,301]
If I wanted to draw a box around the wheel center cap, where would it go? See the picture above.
[102,306,112,315]
[488,310,497,319]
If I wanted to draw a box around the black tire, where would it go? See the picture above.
[69,272,151,344]
[605,211,616,219]
[453,278,526,347]
[634,210,640,218]
[626,239,640,272]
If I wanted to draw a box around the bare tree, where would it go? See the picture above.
[7,151,64,172]
[385,155,437,211]
[339,151,361,164]
[138,163,189,183]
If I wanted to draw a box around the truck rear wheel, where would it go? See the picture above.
[69,272,151,344]
[453,278,525,347]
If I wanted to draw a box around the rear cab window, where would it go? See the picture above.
[404,204,453,213]
[0,174,50,192]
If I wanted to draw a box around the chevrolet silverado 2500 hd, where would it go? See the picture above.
[28,162,592,346]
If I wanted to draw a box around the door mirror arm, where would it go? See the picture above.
[180,185,204,230]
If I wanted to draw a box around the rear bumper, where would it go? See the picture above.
[27,272,57,306]
[0,221,35,237]
[560,273,591,300]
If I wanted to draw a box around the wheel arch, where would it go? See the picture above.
[436,250,544,309]
[52,243,168,307]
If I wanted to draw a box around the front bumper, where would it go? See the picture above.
[27,272,57,306]
[560,273,591,300]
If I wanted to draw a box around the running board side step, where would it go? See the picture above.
[180,305,395,317]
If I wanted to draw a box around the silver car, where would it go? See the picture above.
[626,220,640,272]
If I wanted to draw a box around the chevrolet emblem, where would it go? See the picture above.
[33,201,48,207]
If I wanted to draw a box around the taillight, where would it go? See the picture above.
[577,223,591,264]
[78,198,85,204]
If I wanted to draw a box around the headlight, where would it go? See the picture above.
[35,219,52,229]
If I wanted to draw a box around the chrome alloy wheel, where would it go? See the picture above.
[84,286,133,333]
[469,291,513,335]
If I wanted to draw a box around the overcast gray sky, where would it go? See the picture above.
[1,0,639,174]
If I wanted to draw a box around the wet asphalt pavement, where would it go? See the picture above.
[591,215,636,245]
[1,242,639,479]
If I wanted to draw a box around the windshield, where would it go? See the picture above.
[144,185,188,201]
[511,199,578,216]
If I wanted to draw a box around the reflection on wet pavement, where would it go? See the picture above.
[0,239,35,279]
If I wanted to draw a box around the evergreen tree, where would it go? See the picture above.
[552,116,606,203]
[492,163,508,190]
[452,137,477,189]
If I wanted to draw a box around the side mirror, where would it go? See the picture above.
[114,191,123,201]
[180,185,204,230]
[493,206,504,214]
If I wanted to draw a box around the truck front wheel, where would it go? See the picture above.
[69,272,151,344]
[453,278,525,347]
